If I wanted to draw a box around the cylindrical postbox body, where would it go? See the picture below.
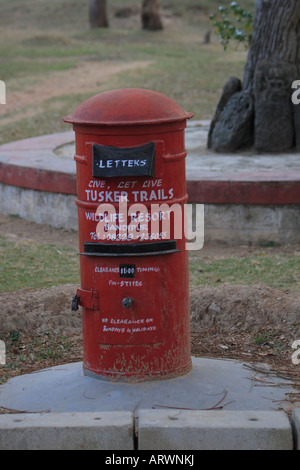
[64,88,193,381]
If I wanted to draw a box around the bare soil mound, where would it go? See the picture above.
[0,283,299,338]
[190,285,300,336]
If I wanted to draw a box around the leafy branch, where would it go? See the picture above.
[210,2,253,51]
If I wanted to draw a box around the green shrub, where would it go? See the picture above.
[210,1,253,50]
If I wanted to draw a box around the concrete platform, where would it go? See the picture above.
[0,122,300,244]
[0,357,299,449]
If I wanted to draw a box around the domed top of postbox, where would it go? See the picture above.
[64,88,193,126]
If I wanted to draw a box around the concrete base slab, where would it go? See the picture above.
[0,357,296,414]
[0,357,299,450]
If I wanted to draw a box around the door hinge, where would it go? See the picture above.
[74,288,99,310]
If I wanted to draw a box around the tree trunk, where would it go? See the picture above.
[89,0,109,28]
[141,0,163,31]
[243,0,300,93]
[209,0,300,153]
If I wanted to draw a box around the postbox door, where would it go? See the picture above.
[90,255,167,346]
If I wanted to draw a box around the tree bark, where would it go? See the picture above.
[209,0,300,153]
[243,0,300,93]
[89,0,109,28]
[141,0,163,31]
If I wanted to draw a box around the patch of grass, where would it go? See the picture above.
[0,236,79,293]
[252,330,288,357]
[253,331,279,346]
[109,44,247,119]
[1,232,299,295]
[0,59,77,84]
[189,251,300,293]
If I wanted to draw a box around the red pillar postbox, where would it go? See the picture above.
[64,88,194,381]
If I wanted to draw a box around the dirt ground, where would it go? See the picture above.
[0,59,153,127]
[0,213,300,412]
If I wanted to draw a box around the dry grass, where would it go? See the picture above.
[0,0,249,144]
